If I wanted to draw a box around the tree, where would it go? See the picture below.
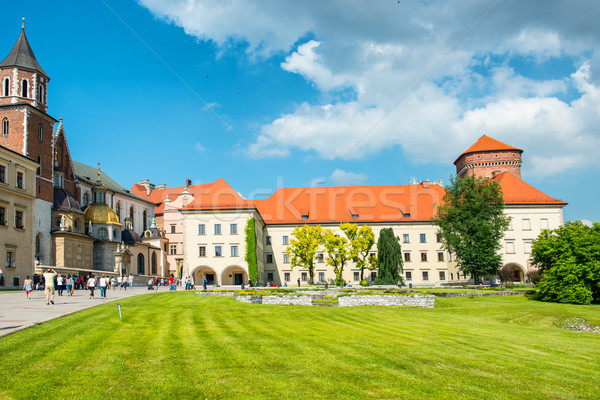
[433,175,510,284]
[323,228,350,285]
[531,221,600,304]
[244,218,258,285]
[286,225,323,285]
[374,228,403,285]
[340,223,376,282]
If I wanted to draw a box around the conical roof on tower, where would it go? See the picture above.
[0,28,48,78]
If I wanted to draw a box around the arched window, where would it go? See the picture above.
[38,84,45,102]
[35,233,42,258]
[37,155,42,176]
[2,118,8,135]
[83,192,89,207]
[21,80,28,98]
[3,78,9,96]
[129,206,134,227]
[151,252,157,275]
[115,202,121,221]
[143,210,147,231]
[98,227,108,239]
[137,253,145,274]
[38,124,43,141]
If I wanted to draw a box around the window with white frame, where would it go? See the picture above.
[15,210,24,229]
[420,233,426,243]
[214,224,221,235]
[505,240,515,254]
[421,252,428,262]
[215,245,222,257]
[198,224,205,235]
[318,272,325,282]
[198,246,206,257]
[16,171,24,189]
[284,272,290,282]
[283,253,290,263]
[422,271,429,281]
[282,235,289,245]
[231,245,238,257]
[266,253,273,264]
[523,240,532,254]
[230,223,237,235]
[0,206,5,225]
[6,250,14,268]
[353,272,359,281]
[2,118,8,136]
[522,218,531,230]
[405,271,412,281]
[402,234,409,243]
[439,271,446,281]
[301,272,307,282]
[170,244,177,255]
[0,165,5,183]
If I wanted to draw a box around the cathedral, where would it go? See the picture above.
[0,26,168,287]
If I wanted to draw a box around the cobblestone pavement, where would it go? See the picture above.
[0,286,160,337]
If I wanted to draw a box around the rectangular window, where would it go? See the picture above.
[284,272,290,282]
[16,172,24,189]
[283,253,290,263]
[214,224,221,235]
[450,273,454,280]
[505,240,515,254]
[230,223,237,235]
[318,272,325,282]
[300,272,307,282]
[439,271,446,280]
[436,233,442,243]
[0,165,5,183]
[0,206,5,225]
[15,210,24,229]
[317,253,324,263]
[266,253,273,264]
[265,236,272,245]
[371,271,377,281]
[522,218,531,230]
[231,245,238,257]
[405,271,412,281]
[422,271,429,281]
[215,246,222,257]
[437,252,444,262]
[169,244,177,255]
[267,272,274,282]
[170,225,176,233]
[6,251,14,268]
[419,233,426,243]
[457,272,461,280]
[353,272,359,281]
[402,234,409,243]
[198,224,205,235]
[404,252,411,262]
[541,218,549,230]
[421,252,428,262]
[523,240,532,254]
[282,235,289,245]
[198,246,206,257]
[508,218,513,231]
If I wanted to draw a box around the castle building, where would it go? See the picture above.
[134,136,566,287]
[0,26,167,285]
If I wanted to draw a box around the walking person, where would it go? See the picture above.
[43,268,57,305]
[66,274,74,296]
[23,275,33,299]
[99,275,108,299]
[56,274,64,296]
[128,274,134,290]
[87,274,96,299]
[117,275,122,290]
[202,276,207,290]
[111,276,116,290]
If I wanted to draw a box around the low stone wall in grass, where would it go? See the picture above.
[432,291,529,297]
[234,295,313,305]
[196,291,236,297]
[338,294,435,308]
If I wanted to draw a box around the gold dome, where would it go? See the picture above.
[84,204,122,226]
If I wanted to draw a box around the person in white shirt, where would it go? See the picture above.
[57,275,64,296]
[128,275,134,290]
[99,275,107,299]
[111,276,116,290]
[87,275,96,299]
[117,275,122,290]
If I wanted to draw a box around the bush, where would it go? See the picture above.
[535,259,597,305]
[360,280,368,287]
[526,268,541,285]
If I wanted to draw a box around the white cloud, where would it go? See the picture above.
[328,169,368,186]
[194,142,206,152]
[140,0,600,176]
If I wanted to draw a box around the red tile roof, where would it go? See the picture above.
[252,183,446,224]
[182,178,254,210]
[455,135,523,164]
[491,172,567,206]
[130,181,215,214]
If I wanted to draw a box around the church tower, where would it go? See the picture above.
[454,135,523,179]
[0,22,58,203]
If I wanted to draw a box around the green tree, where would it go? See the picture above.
[286,225,323,285]
[323,228,350,285]
[244,217,258,285]
[340,223,376,282]
[531,221,600,304]
[433,175,510,284]
[374,228,403,285]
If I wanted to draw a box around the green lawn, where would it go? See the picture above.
[0,293,599,399]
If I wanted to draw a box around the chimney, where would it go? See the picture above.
[186,178,192,189]
[138,179,155,196]
[421,180,430,189]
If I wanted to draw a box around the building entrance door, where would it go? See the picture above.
[234,273,243,285]
[206,273,215,284]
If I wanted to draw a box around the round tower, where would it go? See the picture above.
[454,135,523,179]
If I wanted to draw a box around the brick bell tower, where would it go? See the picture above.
[454,135,523,179]
[0,20,58,203]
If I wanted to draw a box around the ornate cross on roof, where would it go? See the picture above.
[22,18,27,29]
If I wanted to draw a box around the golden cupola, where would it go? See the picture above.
[83,162,122,226]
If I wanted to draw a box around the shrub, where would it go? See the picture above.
[360,280,368,287]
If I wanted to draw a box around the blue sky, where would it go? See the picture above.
[2,1,599,222]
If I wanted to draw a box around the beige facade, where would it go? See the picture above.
[0,145,38,287]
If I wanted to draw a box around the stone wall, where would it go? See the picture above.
[262,295,313,306]
[338,294,434,308]
[196,291,236,297]
[433,291,528,297]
